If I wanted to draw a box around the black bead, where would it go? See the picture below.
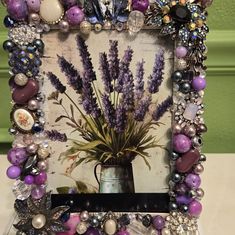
[180,204,189,213]
[60,212,70,223]
[142,214,152,227]
[171,71,183,82]
[200,154,207,162]
[171,152,180,161]
[171,172,182,183]
[3,40,16,52]
[118,214,131,226]
[180,82,191,94]
[169,202,178,211]
[4,15,15,28]
[169,4,191,24]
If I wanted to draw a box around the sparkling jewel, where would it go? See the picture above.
[173,134,192,153]
[185,173,201,189]
[12,179,32,200]
[26,143,38,154]
[4,15,15,28]
[7,165,21,179]
[34,171,47,185]
[24,175,34,185]
[66,6,84,25]
[7,0,29,21]
[189,200,202,217]
[76,221,88,234]
[32,214,46,229]
[37,147,50,159]
[14,73,28,86]
[132,0,149,13]
[8,147,28,165]
[26,0,41,12]
[175,46,188,58]
[183,103,198,121]
[192,76,206,91]
[40,0,64,24]
[183,125,196,137]
[152,215,165,230]
[90,216,100,227]
[176,195,193,205]
[59,20,70,33]
[161,228,171,235]
[194,163,204,174]
[31,185,46,199]
[80,210,89,221]
[104,219,117,235]
[175,183,189,195]
[80,21,92,35]
[12,79,39,104]
[28,99,40,110]
[127,10,145,33]
[29,13,41,24]
[176,149,200,173]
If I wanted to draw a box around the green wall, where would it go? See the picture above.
[0,2,235,153]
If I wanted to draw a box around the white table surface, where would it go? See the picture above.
[1,154,234,235]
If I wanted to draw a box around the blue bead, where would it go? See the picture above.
[4,15,15,28]
[60,212,70,223]
[32,123,43,133]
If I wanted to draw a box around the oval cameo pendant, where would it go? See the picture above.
[40,0,64,24]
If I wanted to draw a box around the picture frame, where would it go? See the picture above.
[2,0,212,234]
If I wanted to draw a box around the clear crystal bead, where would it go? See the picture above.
[12,180,32,200]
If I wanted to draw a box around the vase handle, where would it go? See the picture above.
[94,163,101,186]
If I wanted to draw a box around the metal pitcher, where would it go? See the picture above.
[94,164,135,193]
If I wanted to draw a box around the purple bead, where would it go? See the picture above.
[175,46,188,58]
[176,195,193,205]
[192,76,206,91]
[173,134,192,153]
[185,173,201,189]
[66,6,84,25]
[152,215,165,230]
[6,165,21,179]
[84,227,101,235]
[7,147,28,165]
[175,183,189,195]
[24,175,34,185]
[34,171,47,185]
[189,200,202,217]
[26,0,40,12]
[132,0,149,13]
[31,186,46,199]
[60,0,77,8]
[116,230,130,235]
[7,0,29,21]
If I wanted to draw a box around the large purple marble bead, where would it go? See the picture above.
[189,200,202,217]
[152,215,165,230]
[132,0,149,13]
[185,173,201,189]
[85,227,101,235]
[175,46,188,58]
[66,6,84,25]
[34,171,47,185]
[26,0,41,12]
[173,134,192,153]
[192,76,206,91]
[7,0,29,21]
[7,147,28,165]
[6,165,21,179]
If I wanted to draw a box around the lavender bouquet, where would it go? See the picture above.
[47,35,172,171]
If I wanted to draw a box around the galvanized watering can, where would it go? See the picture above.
[94,164,135,193]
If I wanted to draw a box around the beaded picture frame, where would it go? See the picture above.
[3,0,212,234]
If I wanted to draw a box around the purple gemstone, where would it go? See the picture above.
[175,46,188,58]
[173,134,192,153]
[132,0,149,13]
[152,215,165,230]
[192,76,206,91]
[6,165,21,179]
[185,173,201,189]
[176,195,193,205]
[175,183,189,195]
[24,175,34,185]
[7,147,28,165]
[34,171,47,185]
[66,6,84,25]
[7,0,29,21]
[26,0,40,12]
[84,227,101,235]
[189,200,202,217]
[31,186,46,199]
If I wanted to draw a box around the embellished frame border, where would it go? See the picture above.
[2,0,212,234]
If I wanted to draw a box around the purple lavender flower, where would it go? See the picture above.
[115,103,127,133]
[99,52,113,93]
[148,50,165,94]
[135,60,145,100]
[47,72,66,93]
[115,47,133,93]
[122,70,134,111]
[76,35,96,82]
[108,40,119,81]
[57,55,83,93]
[134,96,152,121]
[45,130,67,142]
[152,96,173,121]
[102,94,116,127]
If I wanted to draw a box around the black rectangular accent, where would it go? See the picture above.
[51,193,170,212]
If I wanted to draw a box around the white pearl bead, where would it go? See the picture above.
[80,210,89,221]
[80,21,92,35]
[14,73,28,86]
[32,214,46,229]
[162,228,171,235]
[76,221,88,234]
[104,219,117,235]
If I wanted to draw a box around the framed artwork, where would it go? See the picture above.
[3,0,212,234]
